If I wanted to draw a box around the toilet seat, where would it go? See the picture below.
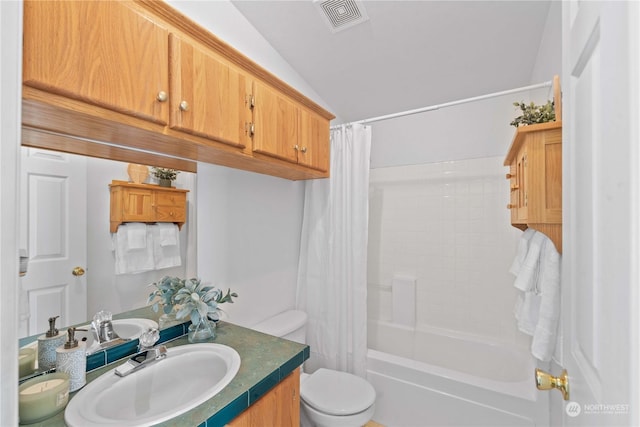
[300,368,376,416]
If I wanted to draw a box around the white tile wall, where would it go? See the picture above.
[367,156,530,351]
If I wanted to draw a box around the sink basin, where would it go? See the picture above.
[64,343,241,426]
[75,318,158,354]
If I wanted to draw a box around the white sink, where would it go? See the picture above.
[64,343,241,427]
[75,318,158,354]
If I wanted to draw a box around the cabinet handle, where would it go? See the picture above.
[506,173,513,179]
[179,100,189,112]
[300,147,307,153]
[156,91,168,102]
[245,94,255,109]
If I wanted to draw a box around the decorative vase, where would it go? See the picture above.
[188,318,216,343]
[127,163,149,184]
[158,178,172,188]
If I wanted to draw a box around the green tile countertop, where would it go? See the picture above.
[24,317,309,427]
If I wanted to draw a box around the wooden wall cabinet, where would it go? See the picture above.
[23,1,170,125]
[252,82,330,173]
[109,181,188,232]
[229,368,300,427]
[504,122,562,252]
[22,0,334,181]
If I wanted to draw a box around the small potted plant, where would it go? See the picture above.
[510,100,555,127]
[148,276,238,342]
[150,167,179,187]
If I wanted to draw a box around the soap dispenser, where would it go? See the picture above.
[37,316,66,371]
[55,327,86,392]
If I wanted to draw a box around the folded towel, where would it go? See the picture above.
[158,223,179,247]
[151,224,182,270]
[510,229,561,362]
[113,223,155,274]
[513,231,545,292]
[126,223,147,249]
[531,234,561,362]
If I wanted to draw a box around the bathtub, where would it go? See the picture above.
[366,321,549,426]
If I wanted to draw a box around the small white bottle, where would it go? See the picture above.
[55,328,86,392]
[37,316,66,371]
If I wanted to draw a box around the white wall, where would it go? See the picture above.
[166,0,333,327]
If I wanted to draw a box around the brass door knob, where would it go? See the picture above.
[72,266,86,277]
[535,368,570,400]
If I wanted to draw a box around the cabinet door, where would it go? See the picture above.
[252,82,299,163]
[23,1,169,124]
[169,34,250,148]
[121,188,154,222]
[229,369,300,427]
[299,108,330,172]
[154,191,187,223]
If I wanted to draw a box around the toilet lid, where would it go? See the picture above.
[300,368,376,416]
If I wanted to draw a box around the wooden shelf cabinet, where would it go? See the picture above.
[229,368,300,427]
[109,180,188,232]
[504,121,562,252]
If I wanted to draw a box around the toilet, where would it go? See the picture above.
[252,310,376,427]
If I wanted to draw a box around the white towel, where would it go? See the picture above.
[126,223,147,249]
[151,224,182,270]
[113,223,155,274]
[510,230,561,362]
[509,228,536,276]
[158,223,179,247]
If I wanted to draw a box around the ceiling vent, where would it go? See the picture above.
[314,0,369,33]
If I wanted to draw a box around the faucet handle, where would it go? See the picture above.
[138,328,160,350]
[93,310,112,324]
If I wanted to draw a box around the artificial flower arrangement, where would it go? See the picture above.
[148,276,237,341]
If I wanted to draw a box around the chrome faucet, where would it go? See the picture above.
[114,328,165,377]
[91,310,122,343]
[114,345,168,377]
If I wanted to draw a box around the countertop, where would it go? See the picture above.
[22,311,309,427]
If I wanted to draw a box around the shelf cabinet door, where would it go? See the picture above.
[23,0,169,125]
[120,188,154,222]
[252,82,300,163]
[169,34,251,148]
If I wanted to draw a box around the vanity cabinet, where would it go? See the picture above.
[229,368,300,427]
[109,181,188,232]
[23,0,170,125]
[22,0,334,180]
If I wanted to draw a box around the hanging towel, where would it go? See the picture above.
[509,228,536,277]
[510,229,561,362]
[126,223,147,249]
[112,223,155,274]
[152,224,182,270]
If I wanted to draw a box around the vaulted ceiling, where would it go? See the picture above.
[230,1,553,123]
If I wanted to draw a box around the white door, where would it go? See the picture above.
[560,1,639,425]
[20,147,88,335]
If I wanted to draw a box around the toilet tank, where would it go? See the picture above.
[252,310,307,344]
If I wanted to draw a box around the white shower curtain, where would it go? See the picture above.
[296,123,371,378]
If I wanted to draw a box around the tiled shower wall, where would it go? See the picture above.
[367,156,529,350]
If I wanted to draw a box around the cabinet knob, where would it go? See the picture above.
[179,101,189,112]
[294,145,299,151]
[510,185,520,192]
[506,173,513,179]
[246,122,255,136]
[156,91,168,102]
[170,211,174,217]
[507,204,515,209]
[300,146,308,153]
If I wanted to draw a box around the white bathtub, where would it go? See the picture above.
[366,321,549,426]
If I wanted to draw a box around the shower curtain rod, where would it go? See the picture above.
[331,80,553,129]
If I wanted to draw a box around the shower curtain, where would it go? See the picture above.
[296,123,372,378]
